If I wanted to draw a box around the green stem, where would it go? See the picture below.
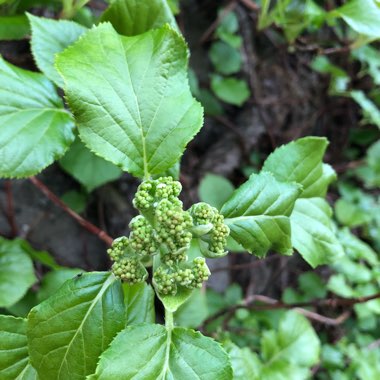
[165,308,174,331]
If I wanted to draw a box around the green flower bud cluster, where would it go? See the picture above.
[107,236,129,261]
[155,199,193,264]
[189,203,230,258]
[112,256,147,284]
[153,257,210,296]
[129,215,157,256]
[133,176,182,213]
[108,177,229,296]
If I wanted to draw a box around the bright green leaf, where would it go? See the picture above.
[101,0,178,36]
[199,173,235,209]
[330,0,380,39]
[350,90,380,129]
[123,282,155,325]
[60,138,122,192]
[0,315,37,380]
[211,75,250,106]
[28,14,87,87]
[37,268,83,302]
[261,311,320,368]
[290,198,344,267]
[225,343,261,380]
[174,288,208,328]
[262,137,336,198]
[28,272,125,380]
[0,238,36,308]
[56,23,203,178]
[90,324,232,379]
[0,57,75,178]
[209,41,242,75]
[221,172,301,257]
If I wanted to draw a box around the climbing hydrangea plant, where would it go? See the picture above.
[0,1,344,379]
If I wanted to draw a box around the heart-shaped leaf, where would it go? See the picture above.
[56,23,203,178]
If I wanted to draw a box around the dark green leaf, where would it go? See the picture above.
[221,172,301,257]
[28,272,125,380]
[56,23,203,178]
[0,15,30,40]
[90,324,232,379]
[101,0,178,36]
[174,289,208,328]
[0,57,75,178]
[28,14,87,87]
[60,138,122,192]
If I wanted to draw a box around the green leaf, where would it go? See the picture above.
[327,274,355,298]
[262,137,336,198]
[262,311,320,368]
[0,57,75,178]
[28,14,87,87]
[0,238,36,308]
[221,172,301,257]
[37,268,83,302]
[209,41,242,75]
[0,315,37,380]
[61,190,87,213]
[211,75,250,106]
[27,272,125,380]
[60,138,122,192]
[335,198,371,227]
[198,173,235,209]
[350,90,380,129]
[330,0,380,39]
[174,288,208,328]
[0,15,30,40]
[56,23,203,178]
[290,198,344,267]
[123,282,155,325]
[225,343,261,380]
[101,0,178,36]
[338,228,378,266]
[90,324,232,379]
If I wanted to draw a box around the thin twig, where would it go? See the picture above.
[201,292,380,328]
[5,180,18,237]
[239,0,259,11]
[199,1,237,44]
[29,176,113,246]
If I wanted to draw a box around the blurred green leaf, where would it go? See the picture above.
[211,75,250,106]
[199,173,235,210]
[209,41,242,75]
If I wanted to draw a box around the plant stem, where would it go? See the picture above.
[29,176,113,246]
[165,308,174,331]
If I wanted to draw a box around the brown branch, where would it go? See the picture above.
[201,292,380,329]
[239,0,259,11]
[5,180,18,237]
[29,176,113,246]
[199,1,237,44]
